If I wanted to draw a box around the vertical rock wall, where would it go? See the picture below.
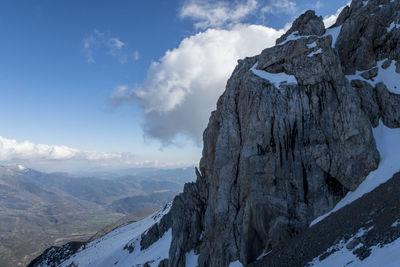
[144,1,400,266]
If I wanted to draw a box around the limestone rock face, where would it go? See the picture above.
[335,0,400,74]
[139,1,400,266]
[276,10,325,45]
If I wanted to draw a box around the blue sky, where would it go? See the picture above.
[0,0,349,172]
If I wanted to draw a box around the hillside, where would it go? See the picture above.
[0,165,193,267]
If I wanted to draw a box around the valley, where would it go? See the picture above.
[0,165,194,267]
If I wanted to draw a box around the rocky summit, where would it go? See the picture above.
[30,0,400,266]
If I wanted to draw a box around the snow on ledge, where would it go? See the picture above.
[308,48,323,57]
[229,260,244,267]
[387,22,400,32]
[346,59,400,95]
[277,24,342,49]
[307,41,317,48]
[323,25,342,48]
[311,121,400,226]
[250,62,297,89]
[278,31,310,46]
[185,250,199,267]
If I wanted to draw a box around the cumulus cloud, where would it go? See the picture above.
[179,0,258,29]
[323,1,351,28]
[261,0,297,15]
[0,136,191,172]
[112,24,284,144]
[0,136,125,162]
[82,29,131,64]
[112,0,347,146]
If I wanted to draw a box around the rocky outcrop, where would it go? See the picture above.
[250,171,400,267]
[276,10,325,45]
[140,205,172,250]
[154,1,400,266]
[28,241,85,267]
[334,0,400,74]
[334,0,400,129]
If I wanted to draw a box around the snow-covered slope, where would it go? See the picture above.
[309,231,400,267]
[56,203,172,267]
[311,121,400,226]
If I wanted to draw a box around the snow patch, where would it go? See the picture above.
[256,250,272,260]
[360,238,400,267]
[185,250,199,267]
[387,22,400,32]
[311,121,400,226]
[363,0,369,6]
[308,48,323,57]
[309,234,400,267]
[392,220,400,228]
[279,31,299,45]
[60,203,173,267]
[229,260,244,267]
[251,62,297,88]
[307,41,317,48]
[278,31,312,46]
[17,164,26,170]
[278,25,341,49]
[346,59,400,94]
[308,226,374,266]
[323,25,342,48]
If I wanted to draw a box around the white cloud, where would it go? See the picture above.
[0,135,197,172]
[110,0,350,146]
[313,0,323,10]
[109,37,125,49]
[261,0,297,15]
[323,1,351,28]
[179,0,258,29]
[112,24,284,144]
[133,51,140,61]
[82,30,131,64]
[110,85,133,106]
[0,135,125,162]
[82,29,104,63]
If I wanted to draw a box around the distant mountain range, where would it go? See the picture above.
[0,164,194,267]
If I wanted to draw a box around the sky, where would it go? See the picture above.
[0,0,350,172]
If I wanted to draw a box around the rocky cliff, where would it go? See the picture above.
[159,0,400,266]
[29,0,400,266]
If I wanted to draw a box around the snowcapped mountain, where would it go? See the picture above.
[31,0,400,266]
